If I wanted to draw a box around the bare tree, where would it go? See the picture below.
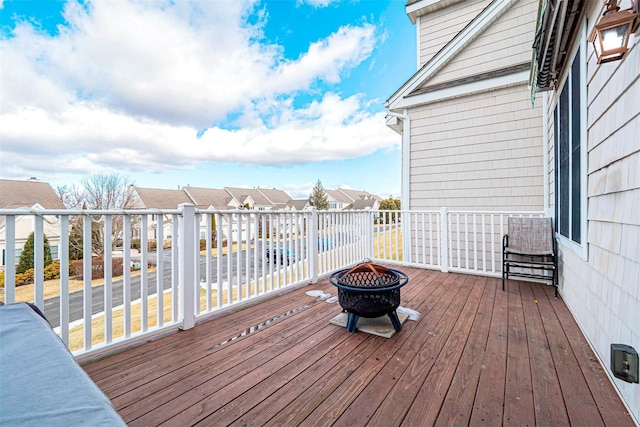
[58,173,136,259]
[56,184,84,209]
[81,173,136,211]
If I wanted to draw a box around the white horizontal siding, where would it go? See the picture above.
[418,0,491,67]
[427,0,537,86]
[409,83,543,211]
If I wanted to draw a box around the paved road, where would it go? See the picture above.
[43,249,263,328]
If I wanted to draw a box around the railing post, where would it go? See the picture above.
[179,204,196,330]
[309,207,318,283]
[364,207,374,259]
[440,207,449,272]
[402,210,411,264]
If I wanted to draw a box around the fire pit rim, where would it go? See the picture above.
[328,266,409,292]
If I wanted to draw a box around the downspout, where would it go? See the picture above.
[386,109,411,263]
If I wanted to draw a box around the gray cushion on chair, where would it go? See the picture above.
[506,217,554,256]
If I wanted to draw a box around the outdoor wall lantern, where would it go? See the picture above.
[589,0,638,63]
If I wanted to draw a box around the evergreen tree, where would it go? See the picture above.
[17,232,53,274]
[309,180,329,210]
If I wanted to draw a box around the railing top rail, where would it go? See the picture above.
[196,208,314,214]
[0,208,182,216]
[446,210,545,215]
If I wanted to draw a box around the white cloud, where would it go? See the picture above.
[268,24,376,93]
[0,0,395,180]
[296,0,340,8]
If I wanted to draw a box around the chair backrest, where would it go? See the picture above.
[507,217,554,255]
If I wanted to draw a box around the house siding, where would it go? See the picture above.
[409,83,543,211]
[426,0,537,86]
[418,0,491,67]
[547,6,640,421]
[1,216,62,267]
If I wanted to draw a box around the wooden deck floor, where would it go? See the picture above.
[83,267,634,426]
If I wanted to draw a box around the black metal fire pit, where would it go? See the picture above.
[329,262,408,333]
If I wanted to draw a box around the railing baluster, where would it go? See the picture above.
[140,215,148,331]
[490,214,496,273]
[156,214,164,328]
[104,215,113,344]
[171,214,179,322]
[123,215,132,336]
[59,215,70,346]
[205,213,212,311]
[237,214,243,301]
[253,213,259,297]
[216,213,223,307]
[34,214,44,310]
[456,213,461,269]
[226,214,233,305]
[4,216,16,304]
[245,213,251,298]
[481,214,486,272]
[82,214,92,350]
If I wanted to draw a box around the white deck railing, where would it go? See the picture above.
[0,206,542,358]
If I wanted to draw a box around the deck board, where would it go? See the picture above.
[83,267,635,426]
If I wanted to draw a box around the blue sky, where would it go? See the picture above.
[0,0,416,199]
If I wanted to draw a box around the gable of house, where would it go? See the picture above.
[424,0,536,88]
[324,189,352,210]
[386,0,544,212]
[133,187,195,209]
[183,187,237,210]
[286,199,310,211]
[345,198,380,210]
[388,0,526,111]
[0,180,65,266]
[257,188,292,205]
[224,187,272,209]
[337,188,382,203]
[0,179,65,210]
[409,0,492,67]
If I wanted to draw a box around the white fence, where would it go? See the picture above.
[0,206,542,358]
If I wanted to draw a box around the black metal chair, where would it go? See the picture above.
[502,217,558,297]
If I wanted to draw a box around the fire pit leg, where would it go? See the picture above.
[388,311,402,331]
[346,312,360,333]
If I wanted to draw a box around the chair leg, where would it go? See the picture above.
[502,263,507,291]
[553,260,558,298]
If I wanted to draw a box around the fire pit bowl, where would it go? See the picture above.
[329,262,408,333]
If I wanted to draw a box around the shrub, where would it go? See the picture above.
[15,269,34,287]
[147,240,157,252]
[43,261,61,281]
[70,258,125,280]
[17,232,53,274]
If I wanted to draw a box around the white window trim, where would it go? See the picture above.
[552,21,588,261]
